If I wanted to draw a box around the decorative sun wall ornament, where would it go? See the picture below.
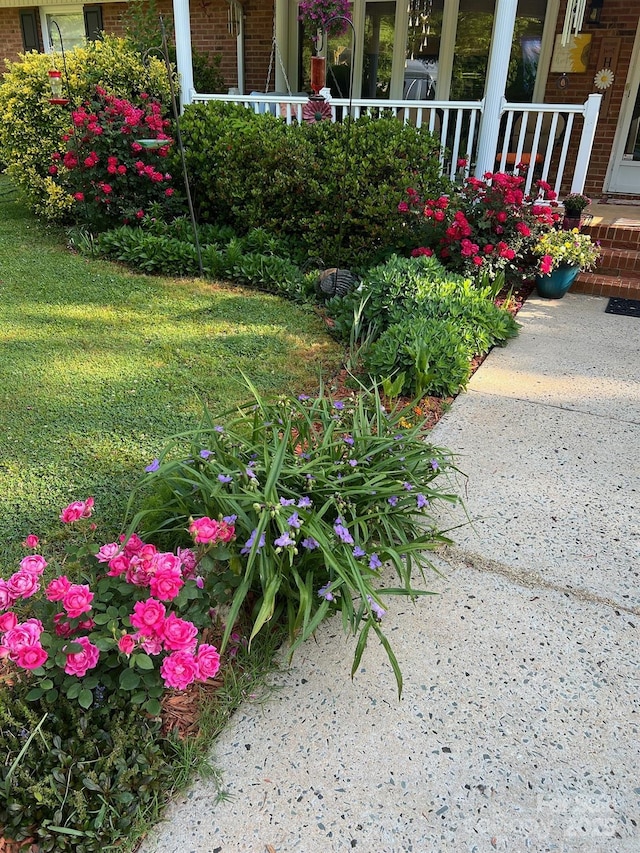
[594,68,614,90]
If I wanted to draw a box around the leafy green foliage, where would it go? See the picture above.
[130,383,460,696]
[0,686,175,852]
[364,317,472,397]
[96,222,315,300]
[0,37,171,219]
[176,103,446,267]
[324,254,519,397]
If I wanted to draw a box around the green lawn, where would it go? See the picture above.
[0,179,342,563]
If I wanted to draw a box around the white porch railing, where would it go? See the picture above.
[189,91,601,196]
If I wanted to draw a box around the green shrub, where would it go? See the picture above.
[0,685,174,852]
[131,384,460,696]
[0,37,171,219]
[363,316,473,397]
[324,254,519,396]
[177,103,445,266]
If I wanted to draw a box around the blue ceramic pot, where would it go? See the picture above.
[535,264,580,299]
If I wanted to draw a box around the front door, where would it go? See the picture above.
[606,20,640,194]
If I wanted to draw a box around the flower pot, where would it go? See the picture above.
[535,263,580,299]
[562,215,582,231]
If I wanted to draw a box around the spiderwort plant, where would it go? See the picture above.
[130,382,460,696]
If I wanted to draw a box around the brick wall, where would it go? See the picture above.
[0,8,43,74]
[543,1,640,198]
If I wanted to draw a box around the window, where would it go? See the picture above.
[40,5,103,53]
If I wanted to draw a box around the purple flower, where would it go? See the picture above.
[394,434,404,441]
[353,546,366,558]
[333,401,345,410]
[416,493,429,509]
[403,482,413,491]
[287,512,302,529]
[318,583,334,601]
[302,537,319,550]
[298,394,311,401]
[223,514,238,524]
[274,531,295,548]
[367,595,386,620]
[199,449,213,459]
[369,553,382,570]
[333,518,354,545]
[300,452,311,460]
[280,497,296,506]
[348,459,358,467]
[343,435,354,446]
[241,529,265,555]
[213,425,224,433]
[388,496,398,507]
[145,458,160,473]
[430,458,439,471]
[218,474,233,483]
[195,576,204,589]
[297,496,313,509]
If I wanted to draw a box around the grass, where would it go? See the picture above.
[0,177,342,564]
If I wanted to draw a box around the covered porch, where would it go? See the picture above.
[170,0,604,196]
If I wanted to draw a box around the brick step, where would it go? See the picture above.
[570,271,640,300]
[595,245,640,276]
[583,222,640,251]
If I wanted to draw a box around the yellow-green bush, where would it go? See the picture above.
[0,36,172,219]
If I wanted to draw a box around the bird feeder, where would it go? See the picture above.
[48,69,69,106]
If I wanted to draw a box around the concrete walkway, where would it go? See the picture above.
[140,294,640,853]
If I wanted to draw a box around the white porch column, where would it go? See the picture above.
[274,0,288,93]
[474,0,518,177]
[570,94,602,193]
[173,0,195,110]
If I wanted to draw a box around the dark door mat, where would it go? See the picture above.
[605,297,640,317]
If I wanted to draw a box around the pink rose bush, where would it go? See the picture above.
[51,86,179,232]
[399,170,562,283]
[0,500,231,713]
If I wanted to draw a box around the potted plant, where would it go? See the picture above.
[533,227,601,298]
[561,193,591,230]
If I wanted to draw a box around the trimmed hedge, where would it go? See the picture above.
[177,102,446,267]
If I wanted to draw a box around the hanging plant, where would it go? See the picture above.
[298,0,352,42]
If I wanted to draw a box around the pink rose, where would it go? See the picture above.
[195,643,221,680]
[62,583,94,619]
[15,644,48,670]
[189,517,221,544]
[149,566,184,601]
[59,497,94,523]
[0,612,18,633]
[7,569,40,600]
[130,598,166,637]
[140,635,163,655]
[19,554,47,575]
[107,553,130,577]
[160,650,199,690]
[122,533,145,556]
[0,579,16,611]
[177,547,197,579]
[22,534,40,549]
[64,636,100,677]
[162,613,198,652]
[96,542,120,563]
[118,634,136,655]
[54,612,74,637]
[45,575,71,602]
[154,552,182,573]
[2,618,43,655]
